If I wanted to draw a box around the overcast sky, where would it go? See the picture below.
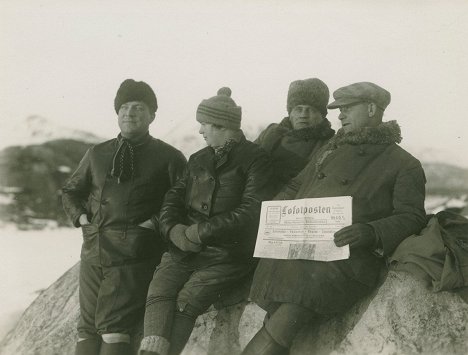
[1,0,468,164]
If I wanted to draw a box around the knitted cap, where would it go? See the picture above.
[287,78,329,116]
[328,82,391,110]
[196,87,242,129]
[114,79,158,114]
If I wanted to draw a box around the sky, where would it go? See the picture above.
[1,0,468,165]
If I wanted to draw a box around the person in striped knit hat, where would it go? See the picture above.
[139,88,274,355]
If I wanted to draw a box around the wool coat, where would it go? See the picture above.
[250,121,427,314]
[255,118,334,189]
[159,135,274,263]
[62,134,187,266]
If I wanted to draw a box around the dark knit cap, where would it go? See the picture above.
[328,82,391,110]
[114,79,158,114]
[196,87,242,129]
[287,78,330,116]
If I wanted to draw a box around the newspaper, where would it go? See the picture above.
[253,196,352,261]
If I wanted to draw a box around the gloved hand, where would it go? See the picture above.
[334,223,377,249]
[185,224,202,244]
[169,224,202,253]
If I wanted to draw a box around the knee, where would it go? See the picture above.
[175,302,202,321]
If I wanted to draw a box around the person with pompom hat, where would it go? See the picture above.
[139,88,274,355]
[255,78,335,193]
[62,79,186,355]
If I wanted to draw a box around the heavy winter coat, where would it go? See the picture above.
[255,118,334,188]
[159,135,274,262]
[250,121,427,314]
[62,134,186,266]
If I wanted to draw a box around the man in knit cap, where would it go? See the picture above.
[244,82,426,355]
[139,88,274,355]
[62,79,186,355]
[255,78,335,193]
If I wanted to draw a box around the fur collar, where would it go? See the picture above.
[279,117,335,140]
[329,120,402,147]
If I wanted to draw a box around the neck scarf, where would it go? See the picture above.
[110,133,149,183]
[213,138,238,163]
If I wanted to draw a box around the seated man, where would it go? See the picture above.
[139,88,274,355]
[244,82,427,355]
[255,78,334,192]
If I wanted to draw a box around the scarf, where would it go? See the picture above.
[110,133,150,183]
[286,118,335,141]
[213,138,238,163]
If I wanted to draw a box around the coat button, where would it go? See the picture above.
[201,203,208,210]
[358,149,365,156]
[341,178,349,185]
[317,172,325,179]
[209,177,215,183]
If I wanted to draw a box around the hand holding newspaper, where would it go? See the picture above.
[253,196,352,261]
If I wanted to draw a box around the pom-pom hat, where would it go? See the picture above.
[196,87,242,130]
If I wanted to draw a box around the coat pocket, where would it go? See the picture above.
[100,227,165,266]
[80,224,99,262]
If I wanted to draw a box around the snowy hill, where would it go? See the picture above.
[0,115,467,227]
[0,115,104,150]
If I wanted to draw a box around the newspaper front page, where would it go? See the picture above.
[254,196,352,261]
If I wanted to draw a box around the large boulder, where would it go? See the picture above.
[1,264,467,355]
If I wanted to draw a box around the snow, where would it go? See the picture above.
[0,115,104,150]
[0,225,82,340]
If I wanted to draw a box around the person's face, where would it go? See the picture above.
[289,105,324,130]
[118,101,155,139]
[198,123,225,147]
[338,102,373,133]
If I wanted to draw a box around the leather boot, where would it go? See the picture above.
[242,327,288,355]
[99,341,132,355]
[75,338,101,355]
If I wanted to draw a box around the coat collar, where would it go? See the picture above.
[193,134,247,173]
[329,120,402,147]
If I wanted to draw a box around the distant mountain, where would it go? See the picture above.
[423,162,468,195]
[0,116,466,227]
[0,115,103,150]
[0,139,93,227]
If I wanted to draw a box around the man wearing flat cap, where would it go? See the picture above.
[255,78,335,193]
[62,79,186,355]
[244,82,427,354]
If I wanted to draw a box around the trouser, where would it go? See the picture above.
[78,258,158,341]
[263,303,315,348]
[140,252,255,354]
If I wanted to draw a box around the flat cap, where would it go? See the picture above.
[328,82,391,110]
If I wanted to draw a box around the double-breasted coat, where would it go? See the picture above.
[250,121,427,314]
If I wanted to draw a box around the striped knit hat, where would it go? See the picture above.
[196,87,242,130]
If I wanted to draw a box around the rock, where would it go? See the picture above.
[1,266,467,355]
[0,262,264,355]
[291,270,468,355]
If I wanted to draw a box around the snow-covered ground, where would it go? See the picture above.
[0,225,82,340]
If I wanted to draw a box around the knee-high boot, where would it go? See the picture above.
[75,338,101,355]
[99,341,131,355]
[168,306,198,355]
[242,327,288,355]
